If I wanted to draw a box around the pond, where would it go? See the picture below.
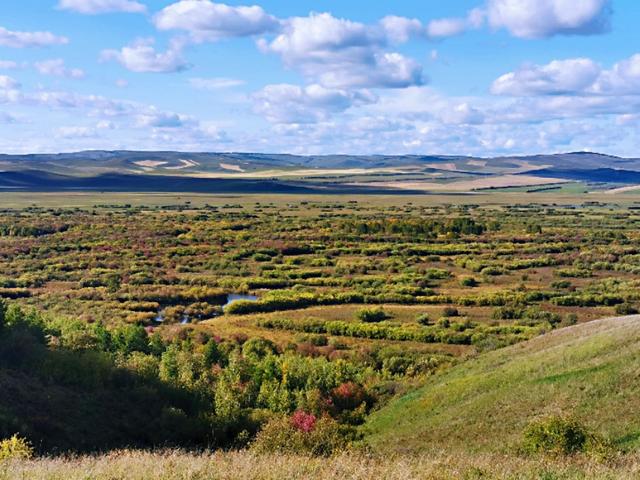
[223,293,259,310]
[153,293,259,323]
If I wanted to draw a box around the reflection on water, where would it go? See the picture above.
[223,293,259,310]
[153,294,259,323]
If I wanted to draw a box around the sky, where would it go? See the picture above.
[1,0,640,156]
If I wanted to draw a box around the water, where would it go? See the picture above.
[153,293,259,323]
[223,293,259,310]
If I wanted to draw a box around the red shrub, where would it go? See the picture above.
[330,382,367,411]
[290,411,317,433]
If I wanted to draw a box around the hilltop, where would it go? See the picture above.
[363,315,640,454]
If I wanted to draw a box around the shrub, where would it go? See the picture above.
[460,277,479,287]
[416,313,431,326]
[252,414,350,456]
[242,337,277,359]
[0,435,33,461]
[356,307,387,323]
[330,382,367,412]
[442,307,459,317]
[614,303,638,315]
[522,416,612,458]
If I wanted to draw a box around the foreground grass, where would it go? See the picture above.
[364,315,640,454]
[1,450,639,480]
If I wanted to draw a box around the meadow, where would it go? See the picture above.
[1,192,640,477]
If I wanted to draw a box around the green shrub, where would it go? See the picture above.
[614,303,638,315]
[522,416,612,458]
[0,435,33,461]
[416,313,431,326]
[356,307,387,323]
[442,307,459,317]
[460,277,479,287]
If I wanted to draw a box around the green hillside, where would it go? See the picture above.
[363,315,640,454]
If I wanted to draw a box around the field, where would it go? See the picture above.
[2,192,640,477]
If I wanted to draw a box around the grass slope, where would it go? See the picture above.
[363,315,640,454]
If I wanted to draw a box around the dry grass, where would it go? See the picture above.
[1,450,639,480]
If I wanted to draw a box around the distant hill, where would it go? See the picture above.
[1,150,640,192]
[363,315,640,454]
[0,170,423,195]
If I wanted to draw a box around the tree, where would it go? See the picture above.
[203,339,223,367]
[113,324,149,355]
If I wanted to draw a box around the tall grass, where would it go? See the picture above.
[1,450,639,480]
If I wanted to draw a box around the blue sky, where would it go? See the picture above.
[1,0,639,156]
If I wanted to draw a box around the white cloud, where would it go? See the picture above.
[593,54,640,95]
[259,13,424,89]
[427,18,467,38]
[154,0,279,41]
[56,126,99,138]
[252,83,376,123]
[101,38,191,73]
[35,59,85,78]
[493,54,640,97]
[487,0,612,39]
[0,27,68,48]
[0,75,20,90]
[189,77,246,90]
[424,8,485,39]
[380,16,423,43]
[492,58,601,96]
[57,0,146,14]
[135,110,195,128]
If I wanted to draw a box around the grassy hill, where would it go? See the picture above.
[363,315,640,454]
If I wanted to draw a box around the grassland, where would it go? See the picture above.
[364,315,640,454]
[3,449,640,480]
[1,191,640,478]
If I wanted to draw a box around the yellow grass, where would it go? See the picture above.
[1,450,639,480]
[361,175,567,192]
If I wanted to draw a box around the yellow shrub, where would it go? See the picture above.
[0,435,34,461]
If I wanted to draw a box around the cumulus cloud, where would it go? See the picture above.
[423,8,485,39]
[487,0,612,39]
[101,38,191,73]
[379,16,424,43]
[593,54,640,95]
[258,13,424,89]
[424,0,610,40]
[35,59,85,78]
[252,83,376,123]
[189,77,246,90]
[135,110,195,128]
[493,54,640,97]
[492,58,601,95]
[154,0,279,41]
[426,18,467,38]
[0,26,68,48]
[57,0,147,14]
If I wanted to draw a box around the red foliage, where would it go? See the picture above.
[290,410,317,433]
[330,382,367,411]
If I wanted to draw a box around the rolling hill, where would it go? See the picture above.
[363,315,640,454]
[0,150,639,193]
